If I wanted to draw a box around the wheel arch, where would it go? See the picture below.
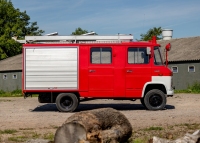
[142,82,167,98]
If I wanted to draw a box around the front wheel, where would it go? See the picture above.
[56,93,79,112]
[144,89,166,110]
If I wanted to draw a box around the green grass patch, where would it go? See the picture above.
[19,128,34,130]
[0,129,18,134]
[175,123,200,130]
[0,89,38,97]
[8,136,28,142]
[175,81,200,93]
[32,132,41,139]
[0,89,23,97]
[43,132,54,141]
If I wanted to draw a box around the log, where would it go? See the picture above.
[54,108,132,143]
[151,130,200,143]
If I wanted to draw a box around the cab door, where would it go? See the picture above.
[125,47,152,98]
[88,47,114,97]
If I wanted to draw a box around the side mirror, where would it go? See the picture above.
[146,47,151,55]
[165,43,171,51]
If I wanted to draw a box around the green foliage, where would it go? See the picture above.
[140,27,162,41]
[0,129,17,134]
[32,132,41,139]
[11,89,22,95]
[0,0,44,60]
[175,81,200,93]
[0,89,22,97]
[71,27,96,35]
[71,27,88,35]
[8,136,27,142]
[0,90,6,94]
[43,132,54,141]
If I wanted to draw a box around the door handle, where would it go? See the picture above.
[89,70,96,73]
[126,70,133,73]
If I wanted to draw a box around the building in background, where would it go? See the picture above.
[158,36,200,90]
[0,54,22,91]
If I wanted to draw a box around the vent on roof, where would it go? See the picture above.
[162,29,173,40]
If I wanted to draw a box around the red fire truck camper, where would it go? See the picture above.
[22,35,174,112]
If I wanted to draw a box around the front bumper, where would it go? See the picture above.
[167,86,175,97]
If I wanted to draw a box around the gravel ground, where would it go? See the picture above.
[0,93,200,142]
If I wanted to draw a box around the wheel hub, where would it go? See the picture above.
[149,95,162,107]
[61,97,73,109]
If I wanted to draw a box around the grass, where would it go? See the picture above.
[43,132,54,141]
[8,136,28,142]
[1,123,200,142]
[0,89,38,97]
[128,123,200,143]
[32,132,41,139]
[175,81,200,93]
[0,129,18,134]
[175,123,200,130]
[19,128,34,130]
[0,89,23,97]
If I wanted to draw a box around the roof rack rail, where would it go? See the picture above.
[24,35,134,43]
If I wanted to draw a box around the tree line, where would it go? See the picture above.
[0,0,162,60]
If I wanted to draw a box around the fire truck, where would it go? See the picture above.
[22,35,174,112]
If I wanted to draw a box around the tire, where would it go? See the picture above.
[56,93,79,112]
[144,89,166,110]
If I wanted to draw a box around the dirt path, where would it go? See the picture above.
[0,94,200,142]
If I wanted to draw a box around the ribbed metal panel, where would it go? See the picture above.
[24,47,78,90]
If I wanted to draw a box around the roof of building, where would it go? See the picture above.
[158,36,200,62]
[0,54,22,71]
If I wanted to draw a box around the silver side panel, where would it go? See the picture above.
[24,47,78,90]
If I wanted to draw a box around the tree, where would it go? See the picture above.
[71,27,96,35]
[140,27,162,41]
[0,0,44,60]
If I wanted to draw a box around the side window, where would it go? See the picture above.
[154,47,163,65]
[128,47,149,64]
[188,65,195,72]
[91,47,112,64]
[171,66,178,73]
[3,74,7,80]
[13,74,17,79]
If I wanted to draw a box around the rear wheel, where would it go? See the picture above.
[56,93,79,112]
[144,89,166,110]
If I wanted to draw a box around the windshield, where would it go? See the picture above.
[154,46,163,65]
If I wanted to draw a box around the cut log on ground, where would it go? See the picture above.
[54,108,132,143]
[150,130,200,143]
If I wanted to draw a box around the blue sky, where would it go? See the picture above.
[12,0,200,40]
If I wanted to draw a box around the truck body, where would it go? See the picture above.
[22,35,174,112]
